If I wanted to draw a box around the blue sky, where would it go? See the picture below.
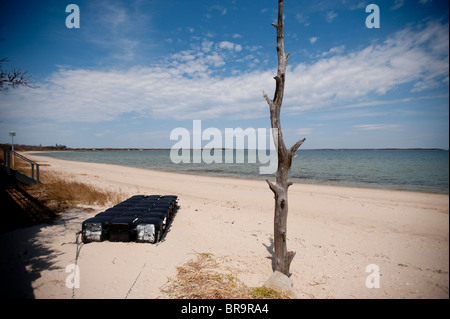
[0,0,448,149]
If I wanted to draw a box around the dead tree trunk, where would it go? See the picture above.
[263,0,306,276]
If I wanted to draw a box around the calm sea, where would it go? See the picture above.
[33,149,449,194]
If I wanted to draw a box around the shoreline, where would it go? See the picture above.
[1,153,448,299]
[27,151,449,195]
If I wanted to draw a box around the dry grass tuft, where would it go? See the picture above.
[162,252,289,299]
[28,170,126,211]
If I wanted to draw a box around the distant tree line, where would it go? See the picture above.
[0,144,67,151]
[0,144,176,152]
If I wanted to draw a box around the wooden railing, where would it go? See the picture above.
[2,150,40,184]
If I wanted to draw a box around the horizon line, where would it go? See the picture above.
[8,146,447,152]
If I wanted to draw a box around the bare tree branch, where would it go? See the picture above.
[289,138,307,156]
[263,90,274,108]
[266,179,283,196]
[1,58,35,94]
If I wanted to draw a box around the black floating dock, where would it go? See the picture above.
[81,195,179,244]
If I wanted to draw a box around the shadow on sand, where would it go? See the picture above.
[0,168,61,299]
[263,237,276,272]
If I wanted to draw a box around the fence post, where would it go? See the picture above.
[2,149,5,169]
[6,150,11,174]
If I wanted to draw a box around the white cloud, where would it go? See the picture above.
[326,11,338,23]
[0,37,273,123]
[201,40,214,53]
[354,124,403,131]
[1,21,447,125]
[246,45,262,52]
[320,45,345,57]
[218,41,242,52]
[295,13,310,26]
[295,128,314,135]
[95,130,114,137]
[208,5,227,17]
[286,20,449,112]
[390,0,404,10]
[309,37,318,44]
[83,1,151,63]
[348,2,366,10]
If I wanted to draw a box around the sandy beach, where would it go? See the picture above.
[1,153,448,299]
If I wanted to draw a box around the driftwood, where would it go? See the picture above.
[263,0,306,276]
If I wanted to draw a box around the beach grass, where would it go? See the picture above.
[27,170,126,210]
[162,252,289,299]
[0,151,126,210]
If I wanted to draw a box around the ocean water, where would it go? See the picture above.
[33,149,449,194]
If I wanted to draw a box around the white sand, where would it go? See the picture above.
[1,153,448,299]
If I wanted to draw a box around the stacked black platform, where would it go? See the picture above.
[81,195,178,244]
